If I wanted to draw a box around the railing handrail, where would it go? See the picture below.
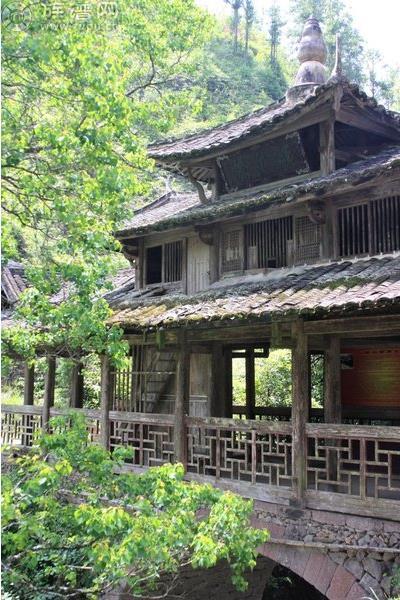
[306,422,400,440]
[2,404,42,415]
[109,410,175,425]
[185,415,292,434]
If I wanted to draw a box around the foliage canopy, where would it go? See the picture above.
[2,414,268,599]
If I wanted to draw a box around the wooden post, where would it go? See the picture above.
[245,348,255,420]
[224,347,233,418]
[324,335,342,483]
[42,356,56,431]
[24,362,35,406]
[324,336,342,423]
[291,320,309,505]
[100,354,112,450]
[22,362,35,446]
[319,117,335,176]
[174,334,190,468]
[211,342,226,417]
[70,361,84,409]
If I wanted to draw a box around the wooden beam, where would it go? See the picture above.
[42,356,56,431]
[337,106,400,142]
[100,355,112,450]
[291,320,309,506]
[23,362,35,406]
[319,118,335,175]
[304,314,400,336]
[174,334,190,468]
[70,362,84,409]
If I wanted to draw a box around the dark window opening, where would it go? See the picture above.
[338,204,369,257]
[337,196,400,258]
[146,241,183,285]
[245,216,293,269]
[146,245,162,284]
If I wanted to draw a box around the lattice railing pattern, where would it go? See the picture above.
[109,413,175,468]
[186,417,293,488]
[306,425,400,501]
[1,406,42,447]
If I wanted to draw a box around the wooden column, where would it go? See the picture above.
[324,335,342,484]
[291,320,309,505]
[23,362,35,406]
[70,361,84,408]
[211,342,226,417]
[224,348,233,418]
[324,335,342,423]
[174,335,190,468]
[319,118,335,176]
[42,356,56,431]
[245,348,255,420]
[100,354,112,450]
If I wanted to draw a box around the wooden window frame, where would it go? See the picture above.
[144,240,184,287]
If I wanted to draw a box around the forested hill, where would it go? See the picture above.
[170,0,400,138]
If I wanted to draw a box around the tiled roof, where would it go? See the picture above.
[120,191,200,233]
[1,261,27,306]
[117,146,400,237]
[107,254,400,330]
[149,82,400,161]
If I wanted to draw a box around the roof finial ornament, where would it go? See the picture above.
[287,16,327,102]
[329,33,347,82]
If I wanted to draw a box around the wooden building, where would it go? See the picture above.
[3,18,400,524]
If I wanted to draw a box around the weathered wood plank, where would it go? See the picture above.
[173,333,190,467]
[23,362,35,406]
[42,356,56,431]
[100,354,111,449]
[291,320,309,505]
[185,415,292,434]
[305,490,399,521]
[304,314,400,335]
[2,404,42,415]
[306,423,400,440]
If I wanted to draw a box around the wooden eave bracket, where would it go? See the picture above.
[188,167,212,205]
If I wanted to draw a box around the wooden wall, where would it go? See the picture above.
[341,347,400,407]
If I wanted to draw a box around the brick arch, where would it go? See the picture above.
[257,543,365,600]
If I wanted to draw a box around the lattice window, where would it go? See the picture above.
[337,203,369,257]
[245,216,293,269]
[294,216,321,263]
[222,230,243,273]
[371,195,400,253]
[146,241,183,285]
[164,241,182,282]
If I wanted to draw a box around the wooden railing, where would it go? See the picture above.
[109,411,175,468]
[2,406,399,518]
[232,405,400,426]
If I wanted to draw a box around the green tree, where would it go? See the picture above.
[289,0,365,84]
[268,3,284,66]
[2,414,268,598]
[224,0,243,54]
[243,0,256,57]
[2,0,211,363]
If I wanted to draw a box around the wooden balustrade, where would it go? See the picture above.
[2,405,399,518]
[109,411,175,468]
